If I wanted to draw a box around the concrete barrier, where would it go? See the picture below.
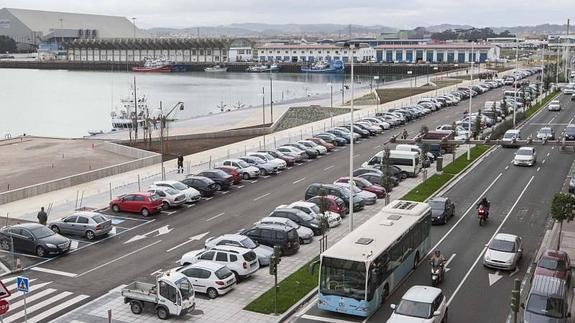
[118,127,272,144]
[98,141,159,159]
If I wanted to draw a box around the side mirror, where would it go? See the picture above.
[518,249,523,254]
[433,310,441,316]
[390,304,397,310]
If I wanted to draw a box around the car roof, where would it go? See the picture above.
[494,233,518,242]
[254,222,292,232]
[517,147,535,151]
[154,180,180,185]
[402,285,442,303]
[530,275,567,298]
[72,211,105,217]
[429,197,447,203]
[209,245,251,254]
[505,129,520,134]
[211,233,245,242]
[289,201,315,208]
[183,260,225,271]
[541,249,568,259]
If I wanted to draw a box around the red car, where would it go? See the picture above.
[307,137,335,151]
[215,165,242,184]
[306,195,348,216]
[534,249,571,282]
[334,176,387,199]
[109,192,162,216]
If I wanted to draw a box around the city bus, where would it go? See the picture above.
[317,200,432,317]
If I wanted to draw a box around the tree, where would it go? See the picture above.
[379,145,395,193]
[473,109,482,139]
[550,192,575,250]
[0,36,16,53]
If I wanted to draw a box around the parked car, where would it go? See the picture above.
[180,246,260,281]
[214,165,242,184]
[298,140,328,155]
[534,249,571,283]
[388,286,448,323]
[428,197,455,224]
[513,147,537,167]
[501,129,521,147]
[49,211,113,240]
[247,152,287,170]
[565,125,575,141]
[314,133,347,146]
[172,261,236,299]
[285,201,342,228]
[152,180,201,203]
[277,146,308,161]
[483,233,523,270]
[147,187,187,209]
[241,223,300,256]
[548,100,562,111]
[257,216,313,244]
[239,155,279,175]
[304,183,365,211]
[536,127,555,140]
[110,192,163,216]
[306,195,348,216]
[269,208,324,236]
[259,150,297,165]
[356,172,398,189]
[325,129,355,143]
[523,275,571,323]
[334,177,387,199]
[197,169,234,191]
[221,159,260,179]
[333,182,377,205]
[205,234,273,266]
[306,137,335,151]
[282,143,318,159]
[0,223,71,257]
[180,176,218,197]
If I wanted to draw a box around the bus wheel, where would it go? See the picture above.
[413,252,420,269]
[381,284,390,304]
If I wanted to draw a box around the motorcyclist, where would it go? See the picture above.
[430,250,446,280]
[477,197,491,219]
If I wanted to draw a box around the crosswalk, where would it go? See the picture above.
[0,276,89,322]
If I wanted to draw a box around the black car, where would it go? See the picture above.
[325,129,353,143]
[269,208,324,236]
[241,224,300,256]
[428,197,455,224]
[181,176,218,197]
[339,125,369,138]
[316,133,347,146]
[565,125,575,141]
[304,183,365,212]
[197,169,234,191]
[0,223,71,257]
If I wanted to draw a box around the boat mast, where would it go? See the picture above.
[133,75,138,141]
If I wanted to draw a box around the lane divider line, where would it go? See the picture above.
[293,177,306,184]
[254,193,271,201]
[206,212,225,222]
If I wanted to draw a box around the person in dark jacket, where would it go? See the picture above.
[37,207,47,225]
[177,155,184,173]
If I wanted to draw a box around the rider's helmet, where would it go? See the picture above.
[434,250,441,256]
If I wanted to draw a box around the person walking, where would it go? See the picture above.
[177,155,184,174]
[401,128,409,140]
[37,207,48,225]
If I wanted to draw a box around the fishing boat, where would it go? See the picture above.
[87,130,104,136]
[132,58,172,73]
[246,63,280,73]
[301,60,344,74]
[204,65,228,72]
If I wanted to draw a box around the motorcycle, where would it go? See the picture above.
[430,261,444,286]
[477,205,488,226]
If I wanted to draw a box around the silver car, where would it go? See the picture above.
[334,182,377,205]
[483,233,523,270]
[205,233,273,266]
[147,186,187,209]
[239,156,278,176]
[49,211,112,240]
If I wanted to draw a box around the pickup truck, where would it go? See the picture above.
[122,272,195,320]
[422,130,456,153]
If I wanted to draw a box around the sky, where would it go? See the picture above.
[1,0,573,29]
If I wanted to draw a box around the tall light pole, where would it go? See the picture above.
[347,42,357,233]
[131,17,136,39]
[514,37,519,128]
[407,70,413,104]
[269,68,274,123]
[433,66,439,96]
[327,83,333,108]
[260,87,266,148]
[160,101,184,180]
[468,42,474,161]
[541,45,545,100]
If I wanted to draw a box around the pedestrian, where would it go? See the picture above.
[37,207,47,225]
[401,128,408,140]
[177,155,184,174]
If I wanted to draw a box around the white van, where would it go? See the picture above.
[362,150,421,177]
[501,129,521,148]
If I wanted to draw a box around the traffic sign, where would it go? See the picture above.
[0,280,11,299]
[0,299,9,315]
[16,276,29,293]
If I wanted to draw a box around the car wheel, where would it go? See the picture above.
[36,246,46,257]
[50,225,60,234]
[0,240,10,251]
[232,271,241,283]
[86,230,96,240]
[130,301,144,314]
[207,287,219,299]
[442,308,448,323]
[243,172,250,180]
[261,169,268,176]
[141,208,150,217]
[156,306,169,320]
[112,204,120,213]
[214,183,222,191]
[400,172,408,180]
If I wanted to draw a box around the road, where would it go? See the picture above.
[296,92,573,323]
[0,80,531,322]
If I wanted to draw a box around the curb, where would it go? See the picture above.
[277,287,319,323]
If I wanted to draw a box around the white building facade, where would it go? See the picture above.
[375,43,499,63]
[255,44,375,63]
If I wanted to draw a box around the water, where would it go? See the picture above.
[0,69,401,138]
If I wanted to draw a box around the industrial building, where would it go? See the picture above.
[0,7,144,52]
[374,43,499,63]
[255,43,375,63]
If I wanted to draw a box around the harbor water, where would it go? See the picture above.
[0,68,402,138]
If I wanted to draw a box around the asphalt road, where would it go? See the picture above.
[0,80,533,322]
[296,92,575,323]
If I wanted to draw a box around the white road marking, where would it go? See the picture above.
[150,269,164,276]
[542,159,546,164]
[262,175,271,178]
[5,291,73,322]
[166,231,210,253]
[509,267,520,277]
[221,191,229,195]
[444,253,456,273]
[537,167,541,172]
[323,165,335,171]
[301,314,353,323]
[206,212,225,221]
[488,271,504,286]
[237,185,245,188]
[251,180,258,183]
[1,276,17,284]
[447,175,534,306]
[254,193,271,201]
[26,294,90,323]
[202,197,213,201]
[505,165,509,170]
[78,240,162,277]
[293,177,306,184]
[547,152,550,157]
[353,154,361,158]
[31,267,77,277]
[8,288,58,311]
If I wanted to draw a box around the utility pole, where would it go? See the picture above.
[565,19,570,82]
[468,42,474,160]
[270,68,274,123]
[160,101,165,180]
[514,37,518,128]
[510,279,521,323]
[133,76,138,142]
[348,42,356,232]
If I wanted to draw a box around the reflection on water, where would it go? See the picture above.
[0,69,402,138]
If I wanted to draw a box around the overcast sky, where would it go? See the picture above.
[1,0,573,29]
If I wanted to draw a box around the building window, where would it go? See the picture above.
[207,50,212,55]
[269,51,272,54]
[261,50,264,54]
[301,51,305,54]
[318,51,322,54]
[335,51,339,54]
[200,49,204,55]
[293,51,296,54]
[327,51,330,54]
[277,51,280,54]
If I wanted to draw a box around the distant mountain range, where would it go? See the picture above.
[145,23,570,38]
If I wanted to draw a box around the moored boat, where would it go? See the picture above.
[204,65,228,72]
[301,60,344,74]
[132,58,172,73]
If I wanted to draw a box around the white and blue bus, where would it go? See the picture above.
[318,200,432,317]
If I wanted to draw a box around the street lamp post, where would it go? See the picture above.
[373,76,380,111]
[468,42,474,161]
[345,42,358,232]
[260,87,266,148]
[270,68,274,123]
[160,101,184,180]
[514,37,519,127]
[433,66,439,96]
[327,83,333,108]
[407,70,413,104]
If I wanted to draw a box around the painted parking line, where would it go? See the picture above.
[202,197,214,201]
[262,175,271,178]
[251,180,259,184]
[324,165,335,171]
[236,185,245,188]
[206,212,225,222]
[293,177,306,184]
[254,193,271,201]
[31,266,78,277]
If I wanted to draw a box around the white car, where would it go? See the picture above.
[152,180,201,203]
[286,201,342,228]
[388,286,448,323]
[277,146,308,160]
[180,246,260,280]
[362,117,391,130]
[147,186,187,209]
[172,261,236,299]
[513,147,537,166]
[435,124,455,132]
[221,159,260,179]
[548,100,561,111]
[298,140,327,155]
[247,152,287,170]
[204,234,273,266]
[257,216,314,244]
[483,233,523,270]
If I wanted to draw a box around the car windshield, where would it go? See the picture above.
[566,127,575,134]
[215,266,233,279]
[92,215,108,223]
[30,226,56,239]
[539,129,551,134]
[526,294,565,318]
[503,133,516,139]
[242,251,257,262]
[240,238,258,249]
[165,188,179,195]
[309,204,321,214]
[320,257,366,300]
[489,239,516,252]
[172,182,188,190]
[395,300,432,319]
[516,150,533,156]
[428,200,445,210]
[236,160,250,167]
[538,257,566,271]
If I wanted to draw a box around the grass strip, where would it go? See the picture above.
[244,257,319,315]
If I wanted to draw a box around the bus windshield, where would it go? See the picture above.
[320,257,366,300]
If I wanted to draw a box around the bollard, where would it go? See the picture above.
[274,137,277,148]
[436,156,443,174]
[138,174,141,191]
[209,155,212,169]
[109,183,112,200]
